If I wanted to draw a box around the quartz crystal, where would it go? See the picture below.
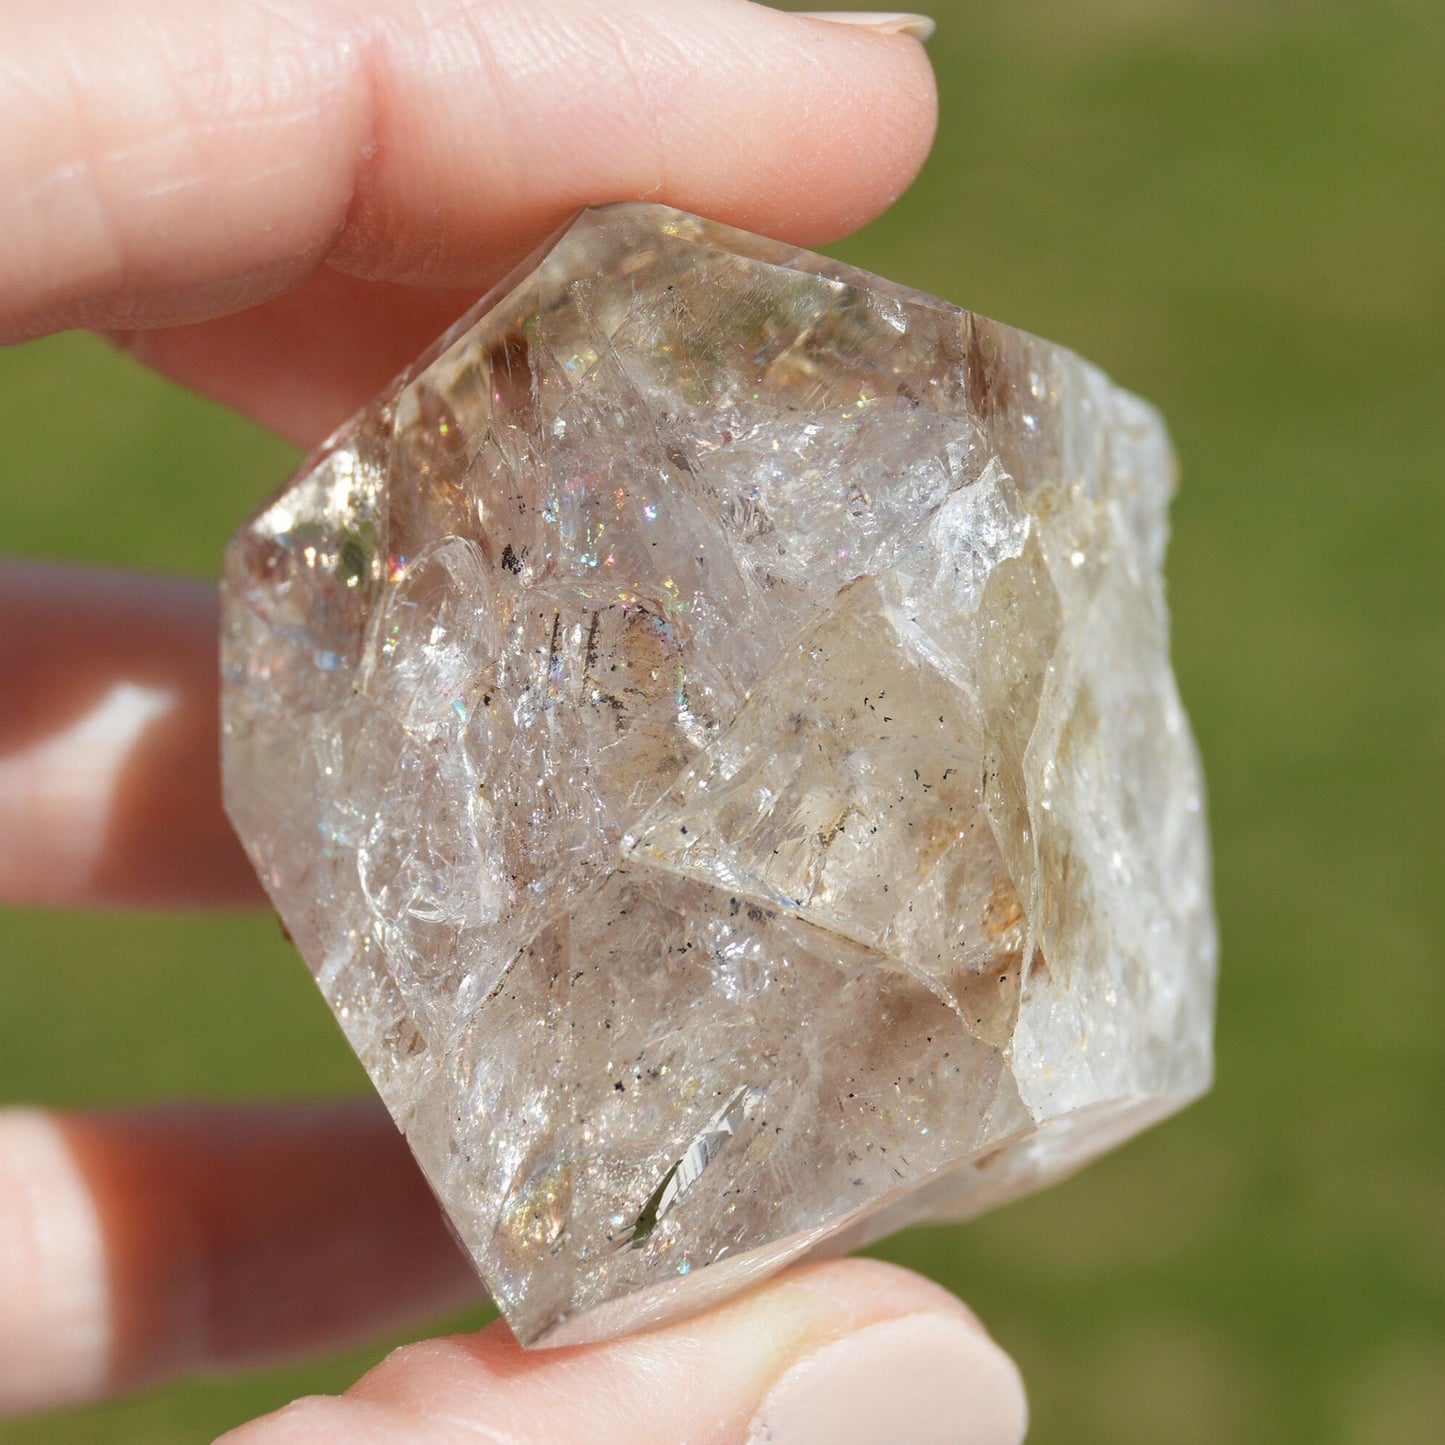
[221,203,1216,1347]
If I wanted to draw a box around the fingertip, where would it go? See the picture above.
[256,1257,1022,1445]
[326,0,942,282]
[720,1258,1026,1445]
[691,1,941,246]
[746,1304,1027,1445]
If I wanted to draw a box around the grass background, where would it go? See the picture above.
[1,1,1441,1439]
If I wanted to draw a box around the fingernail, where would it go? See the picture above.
[747,1313,1028,1445]
[796,12,936,41]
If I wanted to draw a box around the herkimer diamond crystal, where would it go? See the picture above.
[221,203,1216,1347]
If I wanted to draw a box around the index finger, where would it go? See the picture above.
[0,0,937,341]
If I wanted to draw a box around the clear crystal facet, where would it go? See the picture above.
[221,203,1216,1347]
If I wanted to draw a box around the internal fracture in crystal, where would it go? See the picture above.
[221,203,1216,1347]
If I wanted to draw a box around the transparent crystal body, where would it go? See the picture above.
[221,204,1216,1347]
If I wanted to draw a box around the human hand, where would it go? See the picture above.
[0,3,1027,1439]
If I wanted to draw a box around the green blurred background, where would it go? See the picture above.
[2,1,1441,1440]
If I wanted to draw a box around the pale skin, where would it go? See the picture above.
[0,3,1028,1440]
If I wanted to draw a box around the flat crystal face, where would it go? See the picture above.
[221,203,1216,1346]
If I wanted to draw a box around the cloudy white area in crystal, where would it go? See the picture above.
[220,203,1216,1347]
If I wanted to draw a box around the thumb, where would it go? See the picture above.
[218,1258,1027,1445]
[2,0,937,339]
